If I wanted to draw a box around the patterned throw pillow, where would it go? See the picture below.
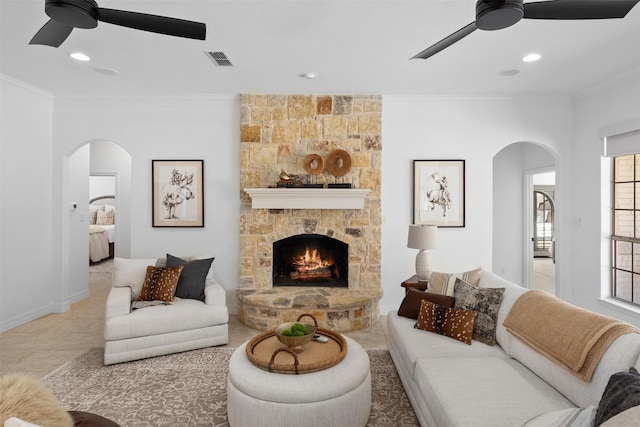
[137,266,183,303]
[426,267,482,296]
[453,278,505,346]
[416,300,477,345]
[398,288,455,320]
[96,210,114,225]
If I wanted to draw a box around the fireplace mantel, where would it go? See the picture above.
[244,188,370,209]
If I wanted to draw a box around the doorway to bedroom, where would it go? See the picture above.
[67,140,131,304]
[89,174,116,264]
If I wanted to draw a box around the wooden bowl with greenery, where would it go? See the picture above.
[275,321,317,353]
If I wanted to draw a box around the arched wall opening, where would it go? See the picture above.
[64,140,132,303]
[492,141,558,290]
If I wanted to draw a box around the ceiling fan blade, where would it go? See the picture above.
[29,19,74,47]
[97,8,206,40]
[411,22,477,60]
[524,0,640,20]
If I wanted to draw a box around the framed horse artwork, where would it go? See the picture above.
[413,159,465,227]
[152,160,204,227]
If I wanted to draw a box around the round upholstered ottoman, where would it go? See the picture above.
[227,335,371,427]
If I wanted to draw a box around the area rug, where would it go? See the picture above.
[42,347,419,427]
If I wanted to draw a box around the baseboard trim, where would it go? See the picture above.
[0,304,52,333]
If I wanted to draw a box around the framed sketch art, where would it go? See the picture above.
[152,160,204,227]
[413,159,465,227]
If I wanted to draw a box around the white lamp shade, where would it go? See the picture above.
[407,224,438,250]
[408,224,437,281]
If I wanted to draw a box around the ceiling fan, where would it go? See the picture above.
[412,0,640,60]
[30,0,206,48]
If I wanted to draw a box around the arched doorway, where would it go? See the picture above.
[66,140,131,302]
[492,142,558,293]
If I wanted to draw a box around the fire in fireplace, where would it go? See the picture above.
[273,234,348,287]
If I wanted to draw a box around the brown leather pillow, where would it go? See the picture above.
[398,288,455,320]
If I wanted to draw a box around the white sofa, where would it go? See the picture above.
[387,270,640,427]
[103,257,229,365]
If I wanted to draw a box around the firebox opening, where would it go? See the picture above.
[273,234,348,287]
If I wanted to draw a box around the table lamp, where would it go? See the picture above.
[407,224,438,281]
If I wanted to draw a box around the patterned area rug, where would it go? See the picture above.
[42,347,419,427]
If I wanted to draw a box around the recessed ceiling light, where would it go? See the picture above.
[301,72,318,79]
[522,53,541,63]
[69,52,91,62]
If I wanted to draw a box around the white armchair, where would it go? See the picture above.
[103,257,229,365]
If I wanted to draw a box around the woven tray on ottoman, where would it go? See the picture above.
[227,335,371,427]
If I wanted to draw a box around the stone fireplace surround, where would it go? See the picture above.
[238,94,383,332]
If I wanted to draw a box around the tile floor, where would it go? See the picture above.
[0,259,389,378]
[533,257,556,295]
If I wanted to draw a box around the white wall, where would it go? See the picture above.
[89,175,115,200]
[51,95,240,313]
[5,72,640,330]
[572,69,640,326]
[0,76,54,331]
[68,145,90,303]
[380,96,572,313]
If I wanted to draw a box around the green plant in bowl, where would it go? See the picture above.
[275,321,316,353]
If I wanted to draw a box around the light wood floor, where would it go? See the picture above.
[0,259,389,378]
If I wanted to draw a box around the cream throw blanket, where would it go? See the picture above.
[503,290,639,382]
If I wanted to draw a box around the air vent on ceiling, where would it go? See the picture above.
[205,51,234,67]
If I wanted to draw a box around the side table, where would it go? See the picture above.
[401,275,428,295]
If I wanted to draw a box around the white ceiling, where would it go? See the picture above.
[2,0,640,97]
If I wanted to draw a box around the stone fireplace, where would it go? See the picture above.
[238,94,383,332]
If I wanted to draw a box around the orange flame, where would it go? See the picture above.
[292,247,334,273]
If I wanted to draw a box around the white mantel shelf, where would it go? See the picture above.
[244,188,371,209]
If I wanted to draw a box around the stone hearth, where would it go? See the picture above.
[237,287,383,332]
[238,94,382,332]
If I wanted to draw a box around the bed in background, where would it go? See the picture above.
[89,195,116,263]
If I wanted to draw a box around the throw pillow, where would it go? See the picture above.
[595,367,640,426]
[112,258,158,300]
[89,205,104,225]
[416,300,477,345]
[453,278,505,346]
[0,373,74,427]
[166,254,215,301]
[426,267,482,296]
[156,254,215,280]
[96,210,114,225]
[398,288,455,320]
[137,266,183,303]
